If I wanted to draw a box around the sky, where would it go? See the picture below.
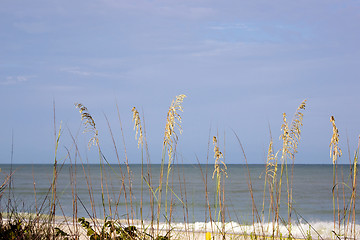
[0,0,359,164]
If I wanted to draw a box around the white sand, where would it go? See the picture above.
[54,218,360,240]
[3,214,360,239]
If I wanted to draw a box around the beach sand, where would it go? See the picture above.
[3,214,358,240]
[53,217,341,240]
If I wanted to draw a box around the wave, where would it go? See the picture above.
[122,220,360,240]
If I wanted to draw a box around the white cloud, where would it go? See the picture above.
[0,75,32,85]
[38,85,80,92]
[60,67,125,79]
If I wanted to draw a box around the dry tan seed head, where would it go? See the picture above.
[280,112,290,158]
[163,94,186,163]
[330,116,342,164]
[132,107,143,148]
[75,103,98,149]
[212,136,227,180]
[266,139,278,182]
[297,99,307,111]
[280,99,307,160]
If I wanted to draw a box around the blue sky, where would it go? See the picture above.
[1,0,359,164]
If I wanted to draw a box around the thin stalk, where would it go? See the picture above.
[164,157,173,221]
[97,141,106,220]
[157,146,167,231]
[262,157,268,224]
[162,94,186,228]
[232,130,263,236]
[178,158,188,239]
[32,166,38,214]
[68,127,97,219]
[115,104,131,224]
[350,136,359,238]
[51,122,61,226]
[66,148,79,239]
[140,144,144,226]
[8,129,14,213]
[333,162,336,233]
[142,110,155,236]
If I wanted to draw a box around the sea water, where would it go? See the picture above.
[0,164,359,238]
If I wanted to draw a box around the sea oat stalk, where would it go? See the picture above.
[276,99,306,234]
[350,136,359,237]
[288,99,306,224]
[330,116,342,164]
[263,137,279,233]
[158,94,186,228]
[75,103,109,219]
[212,136,227,239]
[329,115,342,236]
[132,107,145,225]
[50,121,62,227]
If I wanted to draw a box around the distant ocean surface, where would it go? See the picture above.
[0,164,359,226]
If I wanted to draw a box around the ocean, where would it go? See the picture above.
[0,164,359,238]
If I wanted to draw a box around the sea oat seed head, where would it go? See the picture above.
[163,94,186,163]
[212,136,227,179]
[74,103,98,149]
[330,116,342,164]
[280,99,307,160]
[132,107,143,148]
[297,99,307,110]
[266,139,278,182]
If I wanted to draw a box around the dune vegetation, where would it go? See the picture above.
[0,95,359,240]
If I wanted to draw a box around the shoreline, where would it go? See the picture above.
[2,213,359,240]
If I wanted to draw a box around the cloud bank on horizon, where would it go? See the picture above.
[0,0,359,164]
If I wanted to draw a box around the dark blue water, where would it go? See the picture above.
[0,164,358,225]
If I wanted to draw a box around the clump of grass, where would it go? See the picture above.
[329,116,359,240]
[75,103,113,221]
[3,96,360,240]
[158,94,186,229]
[0,212,64,240]
[132,106,146,228]
[279,99,306,225]
[212,135,227,239]
[78,217,143,239]
[262,137,278,233]
[259,99,306,238]
[212,135,227,217]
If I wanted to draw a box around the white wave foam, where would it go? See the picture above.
[132,220,360,240]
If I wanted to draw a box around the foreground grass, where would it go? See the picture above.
[0,96,359,240]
